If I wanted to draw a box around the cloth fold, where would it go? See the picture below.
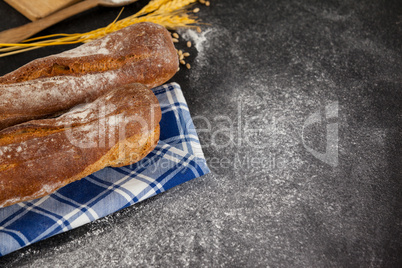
[0,83,210,256]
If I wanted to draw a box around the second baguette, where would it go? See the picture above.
[0,83,161,208]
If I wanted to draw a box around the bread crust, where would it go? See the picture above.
[0,83,161,208]
[0,22,178,130]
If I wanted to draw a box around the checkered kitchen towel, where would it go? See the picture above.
[0,83,210,256]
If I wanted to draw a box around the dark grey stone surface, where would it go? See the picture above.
[0,0,401,266]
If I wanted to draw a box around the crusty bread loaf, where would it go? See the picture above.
[0,83,161,208]
[0,22,178,130]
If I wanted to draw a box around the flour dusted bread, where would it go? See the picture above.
[0,22,178,130]
[0,83,161,208]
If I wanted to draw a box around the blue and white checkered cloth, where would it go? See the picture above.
[0,83,210,256]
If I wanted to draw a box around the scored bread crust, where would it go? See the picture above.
[0,22,178,130]
[0,83,161,208]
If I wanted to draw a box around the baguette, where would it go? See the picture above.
[0,22,178,130]
[0,83,161,208]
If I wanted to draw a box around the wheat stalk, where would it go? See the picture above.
[0,0,206,57]
[135,0,171,16]
[153,0,197,14]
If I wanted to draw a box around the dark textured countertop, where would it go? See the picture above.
[0,0,401,267]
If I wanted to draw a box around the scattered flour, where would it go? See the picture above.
[178,28,214,58]
[178,27,216,84]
